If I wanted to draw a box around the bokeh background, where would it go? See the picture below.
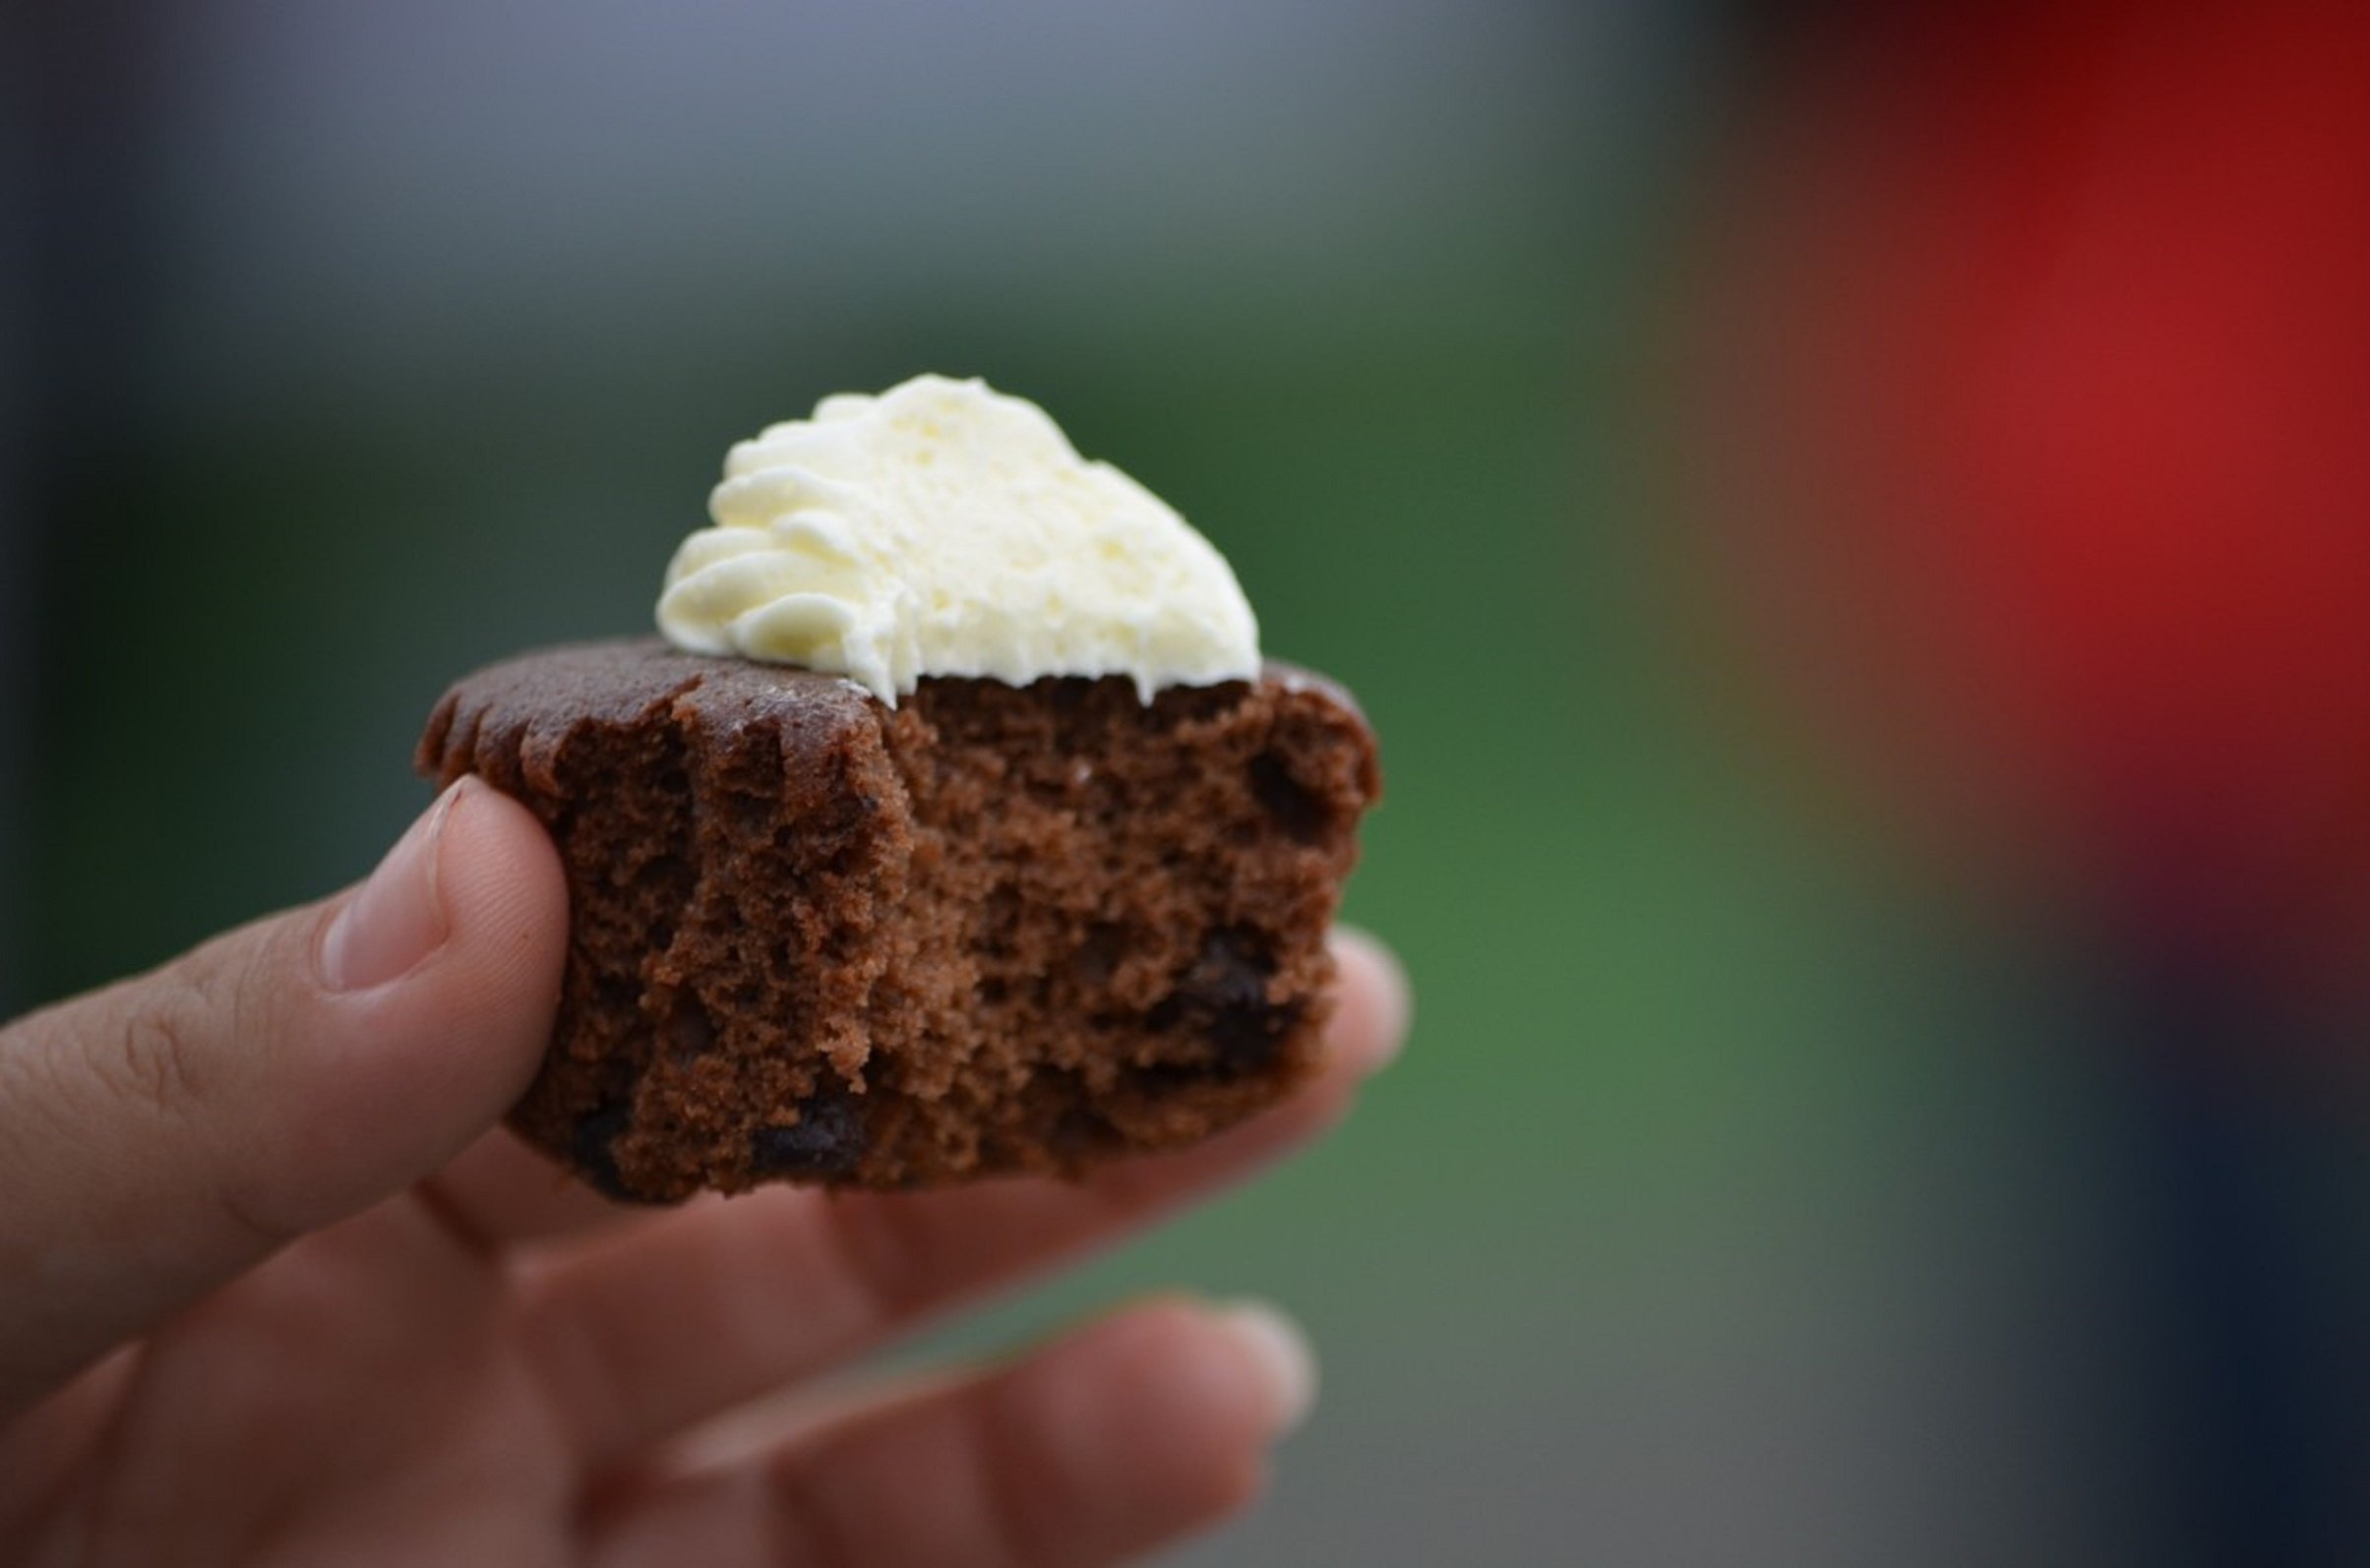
[11,3,2370,1563]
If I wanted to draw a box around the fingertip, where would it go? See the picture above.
[1018,1297,1294,1528]
[1210,1297,1319,1437]
[1325,925,1410,1075]
[592,1295,1306,1567]
[291,781,567,1209]
[392,776,568,1103]
[431,778,569,995]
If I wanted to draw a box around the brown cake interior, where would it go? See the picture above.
[422,643,1376,1197]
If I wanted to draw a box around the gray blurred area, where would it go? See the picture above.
[17,0,1627,995]
[7,4,2181,1564]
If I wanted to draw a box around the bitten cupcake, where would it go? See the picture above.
[419,376,1378,1200]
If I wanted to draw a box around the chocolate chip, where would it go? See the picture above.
[1208,1000,1297,1072]
[1185,930,1273,1012]
[1148,929,1297,1075]
[1043,1067,1119,1156]
[751,1094,868,1177]
[571,1097,656,1203]
[1248,752,1328,844]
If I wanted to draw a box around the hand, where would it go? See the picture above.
[0,778,1407,1566]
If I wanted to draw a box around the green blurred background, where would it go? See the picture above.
[7,4,2249,1562]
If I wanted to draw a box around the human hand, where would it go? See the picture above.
[0,778,1407,1566]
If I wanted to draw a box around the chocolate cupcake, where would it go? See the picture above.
[420,377,1378,1199]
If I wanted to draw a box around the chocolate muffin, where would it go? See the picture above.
[418,638,1377,1199]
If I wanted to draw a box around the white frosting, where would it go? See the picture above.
[657,375,1260,705]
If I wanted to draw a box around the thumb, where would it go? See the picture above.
[0,776,566,1412]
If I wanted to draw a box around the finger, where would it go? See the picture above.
[0,778,567,1411]
[519,930,1404,1466]
[1320,925,1412,1071]
[589,1297,1314,1568]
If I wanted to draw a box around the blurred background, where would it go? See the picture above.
[9,2,2370,1563]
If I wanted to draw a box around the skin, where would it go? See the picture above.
[0,778,1408,1567]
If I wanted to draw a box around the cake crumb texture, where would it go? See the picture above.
[417,639,1378,1198]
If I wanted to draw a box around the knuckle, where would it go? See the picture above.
[96,946,302,1247]
[0,925,306,1251]
[89,920,283,1126]
[104,974,218,1119]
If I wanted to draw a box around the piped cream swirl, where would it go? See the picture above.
[656,375,1260,705]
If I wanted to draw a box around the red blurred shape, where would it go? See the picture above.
[1705,3,2370,966]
